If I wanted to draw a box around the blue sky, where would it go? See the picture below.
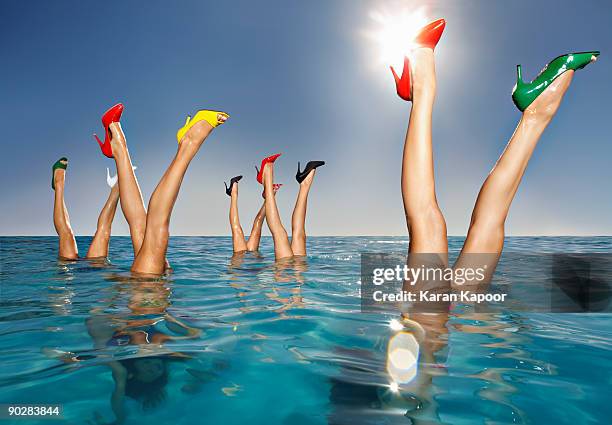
[1,0,610,236]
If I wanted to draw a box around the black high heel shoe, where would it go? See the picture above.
[224,175,243,196]
[296,161,325,183]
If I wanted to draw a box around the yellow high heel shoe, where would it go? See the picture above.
[176,110,229,143]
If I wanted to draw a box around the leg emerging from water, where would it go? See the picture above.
[108,123,147,256]
[229,182,248,253]
[131,117,222,274]
[86,184,120,259]
[459,71,574,255]
[402,49,447,257]
[291,171,316,256]
[246,202,266,252]
[263,164,293,260]
[53,161,78,259]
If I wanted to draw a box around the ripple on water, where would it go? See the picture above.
[0,236,610,425]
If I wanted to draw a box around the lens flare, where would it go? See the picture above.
[386,331,419,384]
[389,318,404,331]
[367,7,430,72]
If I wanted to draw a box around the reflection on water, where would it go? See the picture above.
[0,236,611,424]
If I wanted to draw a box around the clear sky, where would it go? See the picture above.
[1,0,610,236]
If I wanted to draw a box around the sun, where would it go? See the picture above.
[367,6,430,72]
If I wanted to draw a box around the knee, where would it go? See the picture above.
[274,228,290,242]
[231,224,245,235]
[135,217,147,233]
[150,224,170,245]
[57,228,75,240]
[466,220,505,251]
[469,215,505,235]
[131,218,147,240]
[406,205,446,234]
[292,230,306,243]
[94,227,112,239]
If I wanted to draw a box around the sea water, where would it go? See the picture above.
[1,236,611,424]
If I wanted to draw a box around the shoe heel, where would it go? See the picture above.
[94,134,103,149]
[516,65,524,86]
[94,133,113,158]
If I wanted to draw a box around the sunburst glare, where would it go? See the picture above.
[366,6,430,73]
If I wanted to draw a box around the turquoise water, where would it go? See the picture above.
[1,236,611,424]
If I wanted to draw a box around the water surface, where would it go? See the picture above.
[1,236,611,424]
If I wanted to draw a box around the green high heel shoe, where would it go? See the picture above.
[51,157,68,190]
[512,51,600,112]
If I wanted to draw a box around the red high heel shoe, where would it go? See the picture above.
[390,18,446,101]
[255,153,282,184]
[262,183,282,198]
[414,18,446,50]
[93,103,124,158]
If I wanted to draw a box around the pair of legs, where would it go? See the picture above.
[402,47,574,270]
[228,183,272,253]
[109,116,221,275]
[260,163,316,260]
[53,165,120,260]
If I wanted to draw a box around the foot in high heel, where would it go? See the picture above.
[296,161,325,183]
[390,18,446,101]
[51,157,68,190]
[224,175,243,196]
[512,52,600,112]
[94,103,124,158]
[413,18,446,50]
[255,153,282,184]
[177,110,229,144]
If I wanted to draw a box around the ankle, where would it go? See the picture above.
[110,140,128,160]
[299,180,313,191]
[412,78,436,102]
[53,175,65,188]
[410,49,436,97]
[521,108,555,127]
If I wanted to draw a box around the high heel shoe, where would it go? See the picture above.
[262,183,282,198]
[176,110,229,143]
[296,161,325,183]
[94,103,124,158]
[512,51,600,111]
[224,175,243,196]
[413,18,446,50]
[106,167,118,188]
[390,18,446,101]
[51,157,68,190]
[255,153,282,184]
[107,165,136,188]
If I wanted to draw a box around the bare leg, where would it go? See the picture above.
[402,49,447,257]
[53,164,78,259]
[262,163,293,260]
[86,185,120,258]
[290,170,315,256]
[108,122,147,256]
[131,117,221,275]
[246,185,279,252]
[246,202,266,252]
[459,71,574,255]
[229,183,248,253]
